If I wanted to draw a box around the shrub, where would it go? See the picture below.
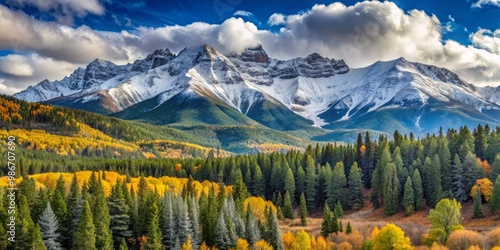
[446,230,485,250]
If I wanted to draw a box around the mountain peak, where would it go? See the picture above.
[237,45,269,63]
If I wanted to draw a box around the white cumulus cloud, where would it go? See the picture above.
[472,0,500,8]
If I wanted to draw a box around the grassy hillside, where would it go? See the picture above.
[2,95,316,154]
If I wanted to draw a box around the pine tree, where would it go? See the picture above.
[490,154,500,183]
[348,162,364,209]
[282,191,294,219]
[119,238,128,250]
[295,166,306,204]
[266,209,284,250]
[463,152,483,194]
[253,163,265,197]
[93,191,113,250]
[321,203,333,237]
[412,169,424,211]
[15,194,35,250]
[403,177,415,216]
[50,188,68,247]
[427,155,443,207]
[284,167,296,203]
[451,154,467,202]
[438,137,452,194]
[143,195,163,250]
[32,224,47,250]
[187,195,202,249]
[244,204,260,246]
[108,183,132,248]
[305,155,317,211]
[161,192,177,249]
[73,200,96,250]
[136,176,150,237]
[383,163,399,216]
[67,174,83,246]
[299,193,307,226]
[474,124,488,159]
[334,201,344,219]
[489,176,500,215]
[346,222,353,234]
[472,188,484,219]
[215,210,231,250]
[327,162,347,208]
[176,194,192,246]
[38,202,62,250]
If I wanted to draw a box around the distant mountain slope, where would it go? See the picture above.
[0,95,311,153]
[13,45,500,138]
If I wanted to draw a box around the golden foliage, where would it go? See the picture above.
[293,230,311,250]
[446,230,485,250]
[0,171,230,197]
[430,242,449,250]
[235,238,250,250]
[471,178,494,201]
[0,129,137,155]
[181,237,193,250]
[477,158,491,177]
[315,236,330,250]
[255,240,273,250]
[487,227,500,247]
[283,232,296,249]
[243,197,277,221]
[332,231,364,250]
[337,242,353,250]
[372,224,413,250]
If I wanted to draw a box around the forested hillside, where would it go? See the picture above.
[1,120,500,249]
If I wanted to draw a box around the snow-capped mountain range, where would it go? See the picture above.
[13,44,500,136]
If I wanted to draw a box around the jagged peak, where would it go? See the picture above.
[237,44,269,63]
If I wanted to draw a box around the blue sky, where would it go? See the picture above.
[6,0,496,45]
[0,0,499,94]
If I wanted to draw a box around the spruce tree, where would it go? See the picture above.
[214,210,231,250]
[15,194,35,250]
[73,200,96,250]
[305,155,317,211]
[321,203,333,237]
[427,155,443,207]
[348,162,364,210]
[346,222,353,234]
[403,177,415,216]
[143,195,163,250]
[176,194,192,246]
[472,188,484,218]
[299,193,307,226]
[108,183,132,248]
[451,154,467,202]
[187,195,202,249]
[244,204,260,246]
[295,166,306,204]
[463,152,483,194]
[50,189,68,247]
[67,174,83,246]
[327,162,347,208]
[119,238,128,250]
[490,154,500,183]
[284,167,296,202]
[253,163,265,197]
[438,137,452,194]
[38,202,62,250]
[489,176,500,215]
[282,191,294,219]
[266,209,284,250]
[32,224,47,250]
[93,191,113,250]
[334,201,344,219]
[161,192,177,249]
[383,163,399,216]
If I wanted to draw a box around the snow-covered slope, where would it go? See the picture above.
[13,45,500,134]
